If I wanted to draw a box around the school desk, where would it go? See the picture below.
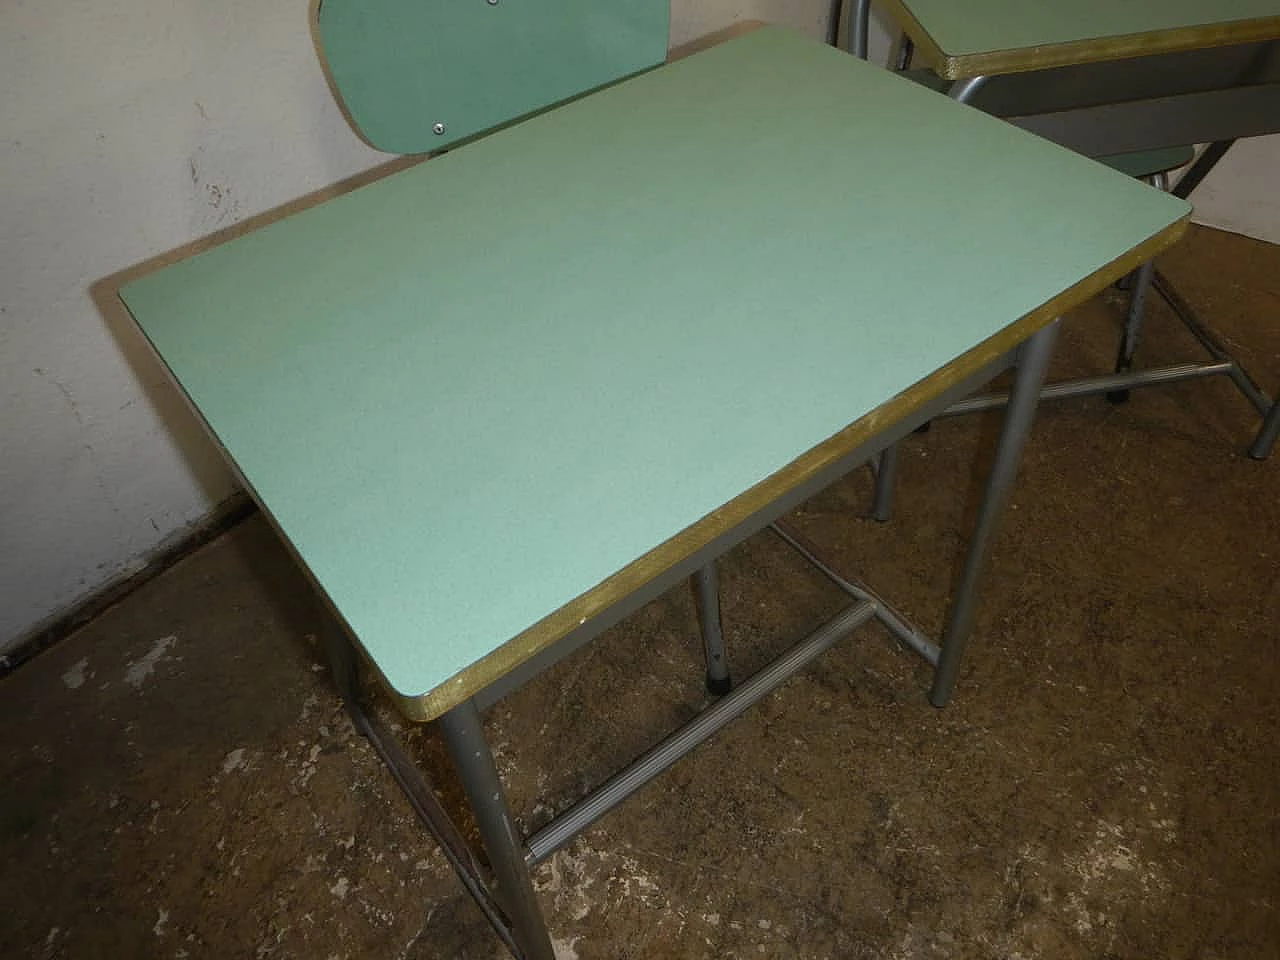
[120,28,1188,959]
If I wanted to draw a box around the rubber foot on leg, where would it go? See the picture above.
[705,672,732,697]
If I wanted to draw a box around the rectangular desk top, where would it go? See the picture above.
[120,28,1187,721]
[881,0,1280,78]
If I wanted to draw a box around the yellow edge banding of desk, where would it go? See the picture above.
[388,215,1189,722]
[878,2,1280,80]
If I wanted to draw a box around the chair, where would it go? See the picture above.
[317,0,669,154]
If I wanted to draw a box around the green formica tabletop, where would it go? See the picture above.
[880,0,1280,78]
[120,28,1188,721]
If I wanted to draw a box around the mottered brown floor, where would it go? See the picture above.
[2,225,1277,959]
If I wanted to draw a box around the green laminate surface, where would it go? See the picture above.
[120,28,1187,713]
[894,0,1280,59]
[316,0,668,154]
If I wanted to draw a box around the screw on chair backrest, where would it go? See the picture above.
[316,0,670,154]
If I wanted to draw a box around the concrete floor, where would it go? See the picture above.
[3,225,1277,959]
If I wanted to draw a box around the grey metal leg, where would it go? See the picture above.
[694,564,732,695]
[1250,400,1280,460]
[930,320,1060,707]
[320,624,527,957]
[1109,172,1169,405]
[850,0,872,59]
[1107,258,1157,404]
[871,444,899,522]
[438,700,556,960]
[1152,271,1274,415]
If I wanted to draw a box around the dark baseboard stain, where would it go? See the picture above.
[0,496,260,680]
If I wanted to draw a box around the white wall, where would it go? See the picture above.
[671,0,833,46]
[0,0,1272,653]
[1188,137,1280,244]
[1,0,389,651]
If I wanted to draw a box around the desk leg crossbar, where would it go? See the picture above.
[929,141,1277,460]
[325,322,1060,960]
[326,601,883,960]
[934,270,1276,457]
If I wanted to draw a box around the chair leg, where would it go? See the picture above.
[1249,400,1280,460]
[438,701,557,960]
[694,564,732,695]
[1108,171,1168,405]
[1172,140,1235,201]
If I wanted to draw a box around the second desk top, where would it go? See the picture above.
[881,0,1280,78]
[120,28,1187,719]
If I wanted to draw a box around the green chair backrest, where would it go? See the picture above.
[316,0,670,154]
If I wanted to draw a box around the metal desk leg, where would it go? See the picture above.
[1107,258,1157,404]
[871,445,900,523]
[694,564,732,695]
[321,624,529,957]
[438,700,556,960]
[931,320,1060,707]
[1108,171,1170,405]
[1250,399,1280,460]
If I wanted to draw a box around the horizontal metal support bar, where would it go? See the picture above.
[473,349,1015,712]
[942,362,1235,416]
[523,601,877,866]
[930,273,1273,439]
[769,521,940,665]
